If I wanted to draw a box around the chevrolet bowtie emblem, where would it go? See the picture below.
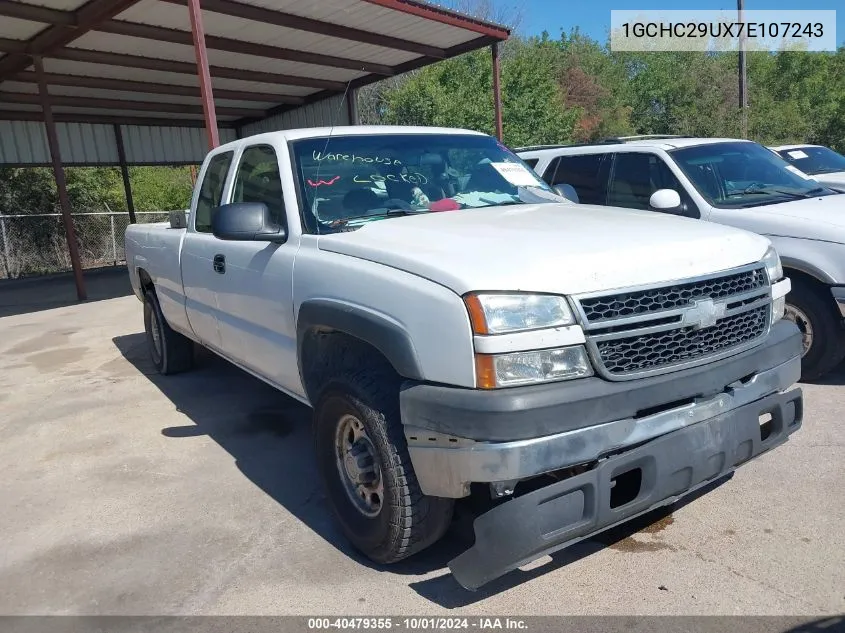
[683,297,727,330]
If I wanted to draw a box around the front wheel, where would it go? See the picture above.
[314,365,453,564]
[784,282,845,381]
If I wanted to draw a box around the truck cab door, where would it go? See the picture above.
[207,143,302,396]
[180,150,235,353]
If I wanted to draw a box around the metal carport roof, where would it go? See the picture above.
[0,0,510,132]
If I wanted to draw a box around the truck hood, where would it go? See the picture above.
[715,193,845,244]
[317,203,769,296]
[813,172,845,191]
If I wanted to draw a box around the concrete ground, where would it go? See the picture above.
[0,268,843,616]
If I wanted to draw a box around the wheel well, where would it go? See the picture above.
[138,268,154,294]
[300,328,397,403]
[783,267,827,294]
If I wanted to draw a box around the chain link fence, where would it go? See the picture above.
[0,211,171,280]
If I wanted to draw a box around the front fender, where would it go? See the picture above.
[296,299,424,381]
[769,236,845,285]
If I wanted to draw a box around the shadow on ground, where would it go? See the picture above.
[0,266,134,318]
[114,332,735,607]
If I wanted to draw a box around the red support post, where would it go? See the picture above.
[491,42,503,142]
[187,0,219,149]
[34,56,87,301]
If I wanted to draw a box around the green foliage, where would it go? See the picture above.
[382,40,578,147]
[128,166,195,212]
[362,31,845,152]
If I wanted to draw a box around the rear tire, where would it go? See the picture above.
[314,357,453,564]
[784,281,845,381]
[143,289,194,375]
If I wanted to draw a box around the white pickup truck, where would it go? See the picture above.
[125,125,803,590]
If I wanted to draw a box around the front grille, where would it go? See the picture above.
[595,305,769,376]
[580,267,767,323]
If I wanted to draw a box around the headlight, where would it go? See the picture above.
[762,245,783,282]
[475,346,593,388]
[464,293,575,334]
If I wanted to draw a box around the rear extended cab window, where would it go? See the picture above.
[542,154,608,205]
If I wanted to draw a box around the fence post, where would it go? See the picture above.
[0,215,11,279]
[109,214,118,266]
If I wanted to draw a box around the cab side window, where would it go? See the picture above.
[231,145,286,227]
[542,154,607,205]
[607,152,694,214]
[195,151,234,233]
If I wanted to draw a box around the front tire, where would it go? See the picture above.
[314,362,453,564]
[784,281,845,381]
[143,289,194,375]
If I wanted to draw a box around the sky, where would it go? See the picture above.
[480,0,844,45]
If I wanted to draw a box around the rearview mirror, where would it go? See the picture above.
[649,189,682,211]
[211,202,285,242]
[553,184,580,203]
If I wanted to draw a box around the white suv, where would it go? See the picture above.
[518,136,845,380]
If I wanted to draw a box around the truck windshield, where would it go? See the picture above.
[669,141,838,209]
[290,133,564,233]
[776,146,845,176]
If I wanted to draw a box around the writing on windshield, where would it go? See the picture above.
[291,133,561,234]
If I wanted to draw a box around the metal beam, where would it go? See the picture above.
[360,0,510,39]
[33,56,87,301]
[0,0,143,81]
[0,0,75,26]
[0,110,237,128]
[159,0,447,59]
[0,92,262,117]
[97,20,393,76]
[237,34,500,128]
[113,124,136,224]
[10,71,305,104]
[187,0,218,149]
[492,43,503,141]
[44,47,345,91]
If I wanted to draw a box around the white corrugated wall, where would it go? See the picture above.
[240,95,350,137]
[0,121,118,165]
[0,121,236,165]
[120,125,236,164]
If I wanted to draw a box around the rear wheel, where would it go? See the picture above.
[784,281,845,381]
[314,358,453,564]
[143,290,194,375]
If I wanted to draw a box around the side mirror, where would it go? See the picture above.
[211,202,285,242]
[553,184,580,203]
[649,189,682,211]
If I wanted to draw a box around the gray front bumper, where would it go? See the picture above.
[406,355,801,498]
[449,386,803,590]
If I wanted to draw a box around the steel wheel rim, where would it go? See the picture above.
[149,307,163,360]
[334,413,383,517]
[784,303,813,357]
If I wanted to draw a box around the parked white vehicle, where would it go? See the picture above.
[518,136,845,380]
[771,144,845,192]
[126,126,803,590]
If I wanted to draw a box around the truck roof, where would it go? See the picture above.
[214,125,487,154]
[516,137,755,158]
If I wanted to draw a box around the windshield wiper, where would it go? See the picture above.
[740,187,806,200]
[804,186,830,197]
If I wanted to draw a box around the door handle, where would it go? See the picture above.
[213,254,226,274]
